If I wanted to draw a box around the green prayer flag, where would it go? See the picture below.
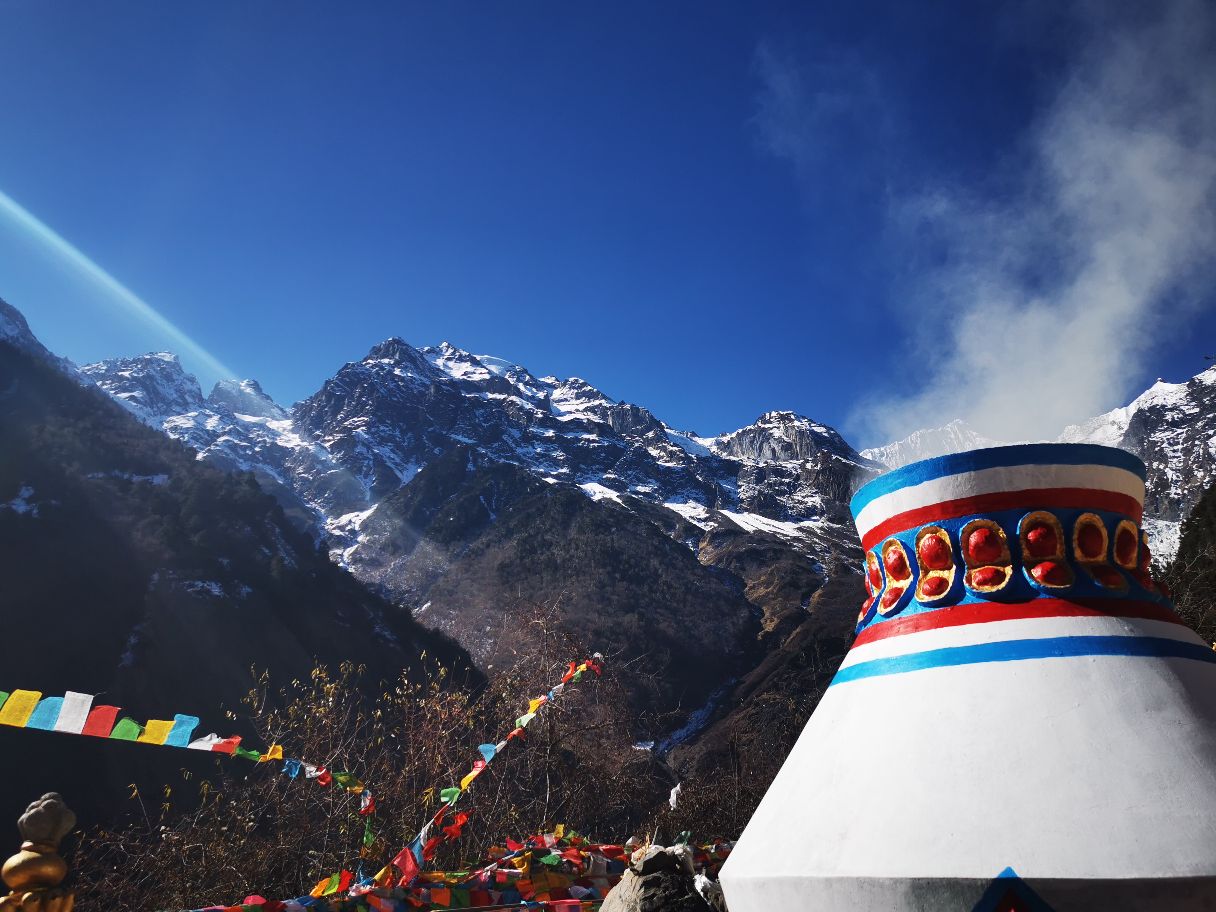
[233,745,263,761]
[334,771,363,790]
[109,717,143,740]
[362,818,375,847]
[440,787,462,805]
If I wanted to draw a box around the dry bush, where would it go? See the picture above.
[72,602,667,909]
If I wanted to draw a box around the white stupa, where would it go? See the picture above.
[720,443,1216,911]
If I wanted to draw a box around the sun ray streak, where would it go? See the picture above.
[0,187,235,381]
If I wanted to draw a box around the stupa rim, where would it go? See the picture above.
[851,442,1147,520]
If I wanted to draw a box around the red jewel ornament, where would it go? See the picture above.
[1030,560,1070,587]
[867,555,883,590]
[967,527,1003,564]
[1077,523,1105,560]
[1025,524,1058,559]
[884,546,911,581]
[971,566,1005,589]
[920,576,949,598]
[917,534,952,571]
[880,586,905,610]
[1115,527,1138,565]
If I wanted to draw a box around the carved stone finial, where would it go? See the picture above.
[0,794,76,911]
[16,795,75,851]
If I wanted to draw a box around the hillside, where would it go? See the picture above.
[0,331,475,822]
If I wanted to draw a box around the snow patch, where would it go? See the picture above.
[580,482,622,503]
[1144,518,1182,565]
[2,485,38,517]
[664,501,712,529]
[181,580,225,597]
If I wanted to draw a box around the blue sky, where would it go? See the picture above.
[0,1,1213,447]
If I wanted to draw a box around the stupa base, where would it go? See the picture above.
[718,872,1216,911]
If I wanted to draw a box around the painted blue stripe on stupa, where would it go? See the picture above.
[830,634,1216,686]
[849,443,1147,516]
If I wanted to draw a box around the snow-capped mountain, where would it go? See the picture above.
[82,337,879,668]
[80,352,206,423]
[82,357,359,528]
[861,419,1001,469]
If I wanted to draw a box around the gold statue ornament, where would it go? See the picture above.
[0,793,75,911]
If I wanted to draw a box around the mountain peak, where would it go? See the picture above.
[716,410,864,465]
[0,298,77,375]
[207,378,285,420]
[80,352,205,425]
[366,337,425,362]
[860,419,1000,469]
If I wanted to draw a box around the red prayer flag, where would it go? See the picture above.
[81,705,121,738]
[441,811,469,840]
[211,735,242,755]
[422,836,443,861]
[391,844,420,883]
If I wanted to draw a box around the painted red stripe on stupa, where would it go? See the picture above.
[852,598,1183,649]
[859,487,1143,551]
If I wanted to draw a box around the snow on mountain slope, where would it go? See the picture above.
[81,353,205,424]
[82,353,364,526]
[861,419,1001,469]
[84,322,1216,602]
[208,378,287,420]
[83,336,877,642]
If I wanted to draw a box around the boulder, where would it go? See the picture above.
[601,844,723,912]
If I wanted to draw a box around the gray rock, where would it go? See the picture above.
[601,845,722,912]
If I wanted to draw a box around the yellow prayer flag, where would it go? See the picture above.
[555,823,566,839]
[528,697,545,714]
[137,719,176,745]
[260,744,284,763]
[460,768,481,790]
[0,690,42,727]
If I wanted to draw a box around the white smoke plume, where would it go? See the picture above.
[833,1,1216,446]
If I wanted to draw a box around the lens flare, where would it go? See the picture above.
[0,188,235,381]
